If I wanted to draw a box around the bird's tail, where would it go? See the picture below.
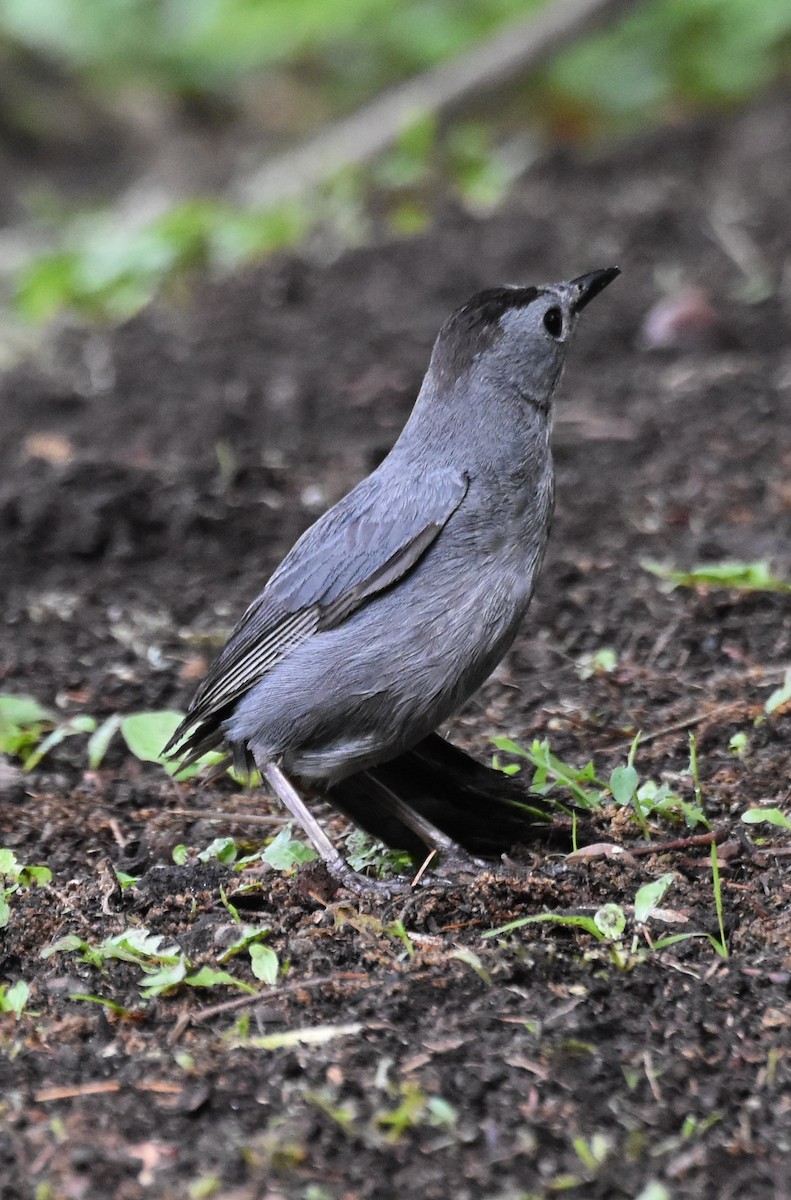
[327,733,569,858]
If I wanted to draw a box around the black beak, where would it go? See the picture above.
[570,267,620,314]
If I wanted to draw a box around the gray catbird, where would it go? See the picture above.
[166,268,619,888]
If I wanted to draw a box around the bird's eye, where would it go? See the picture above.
[543,307,563,339]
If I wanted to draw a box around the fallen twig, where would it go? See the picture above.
[169,807,286,827]
[628,829,727,857]
[235,0,635,208]
[188,971,371,1024]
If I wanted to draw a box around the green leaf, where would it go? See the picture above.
[121,711,186,773]
[484,911,606,941]
[634,873,675,923]
[21,864,52,887]
[69,993,135,1016]
[184,966,256,993]
[220,925,271,962]
[41,933,88,959]
[172,844,189,865]
[0,896,10,928]
[0,693,55,758]
[262,827,318,871]
[593,904,626,940]
[728,731,749,758]
[741,807,791,829]
[197,837,237,864]
[0,979,30,1017]
[23,714,97,771]
[87,714,123,767]
[643,559,791,592]
[765,668,791,715]
[114,871,138,890]
[249,944,279,986]
[490,736,604,807]
[120,710,226,777]
[0,849,21,878]
[139,957,189,997]
[610,764,639,806]
[0,694,55,725]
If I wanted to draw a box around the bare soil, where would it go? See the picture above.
[2,91,791,1200]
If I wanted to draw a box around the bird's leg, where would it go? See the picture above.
[260,761,406,897]
[360,773,486,875]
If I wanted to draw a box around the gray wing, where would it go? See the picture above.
[165,466,468,758]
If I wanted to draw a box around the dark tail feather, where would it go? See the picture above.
[327,733,568,858]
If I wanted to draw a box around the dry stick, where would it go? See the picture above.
[627,828,727,857]
[234,0,636,208]
[169,807,286,827]
[603,702,750,751]
[189,971,371,1024]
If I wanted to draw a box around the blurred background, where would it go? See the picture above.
[0,0,789,348]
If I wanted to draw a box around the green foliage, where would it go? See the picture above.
[485,903,627,942]
[0,979,30,1017]
[22,714,97,771]
[643,559,791,592]
[87,715,123,768]
[374,1080,457,1141]
[0,848,52,928]
[0,0,541,92]
[344,829,412,877]
[42,924,259,998]
[15,199,309,324]
[197,836,238,864]
[0,979,30,1018]
[765,668,791,715]
[486,868,728,962]
[709,841,728,958]
[0,694,55,758]
[492,736,604,807]
[607,734,709,833]
[576,647,618,680]
[493,733,708,831]
[259,826,318,871]
[120,709,223,777]
[549,0,791,125]
[249,943,280,986]
[741,807,791,830]
[633,873,674,923]
[728,731,749,758]
[7,0,789,326]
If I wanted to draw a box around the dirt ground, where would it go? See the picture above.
[2,89,791,1200]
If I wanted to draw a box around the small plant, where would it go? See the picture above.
[0,848,52,927]
[576,647,618,680]
[729,731,749,758]
[374,1081,457,1142]
[0,694,55,758]
[42,926,260,999]
[344,829,412,878]
[491,736,604,807]
[0,979,31,1018]
[608,734,709,833]
[741,807,791,830]
[254,826,318,872]
[643,559,791,592]
[765,668,791,716]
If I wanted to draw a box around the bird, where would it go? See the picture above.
[165,268,620,890]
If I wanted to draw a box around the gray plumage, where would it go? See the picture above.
[166,269,619,877]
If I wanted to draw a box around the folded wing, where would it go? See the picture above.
[164,466,469,765]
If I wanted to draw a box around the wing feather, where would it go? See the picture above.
[164,466,468,760]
